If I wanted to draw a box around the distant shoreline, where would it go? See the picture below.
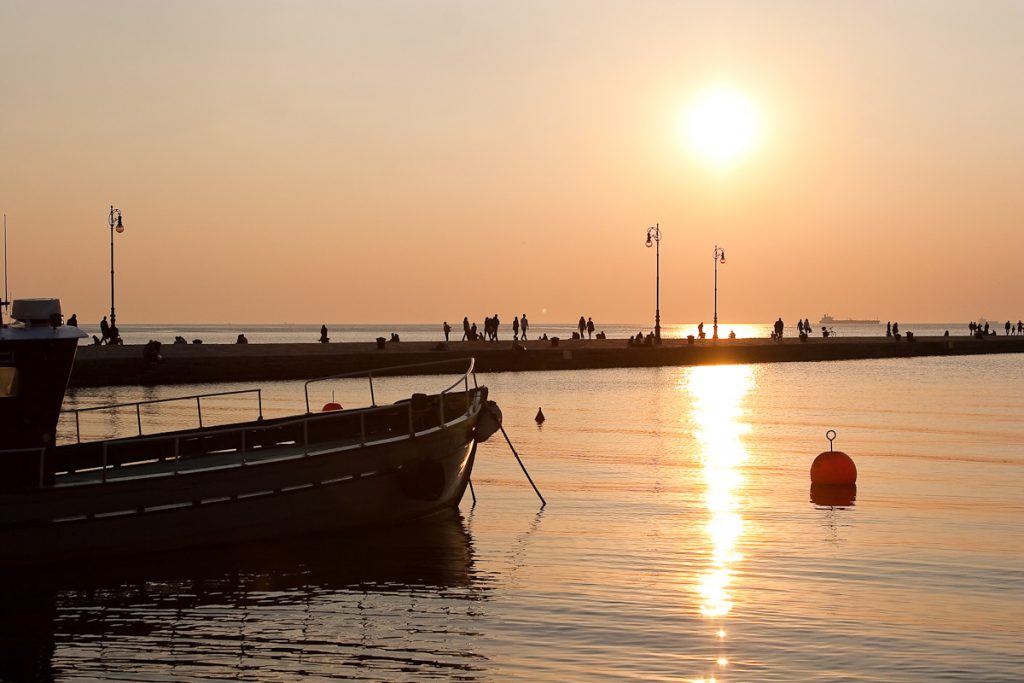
[69,335,1024,388]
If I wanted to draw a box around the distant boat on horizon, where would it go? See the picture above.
[820,314,881,325]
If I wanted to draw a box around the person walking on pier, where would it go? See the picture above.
[586,317,595,339]
[774,317,784,340]
[578,316,586,339]
[892,322,900,336]
[512,315,520,341]
[462,317,470,341]
[521,314,529,339]
[1018,320,1023,335]
[886,321,892,337]
[443,321,451,342]
[1005,320,1012,336]
[100,316,110,344]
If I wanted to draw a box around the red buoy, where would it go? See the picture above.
[810,429,857,485]
[322,402,343,412]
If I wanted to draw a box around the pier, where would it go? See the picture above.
[69,336,1024,387]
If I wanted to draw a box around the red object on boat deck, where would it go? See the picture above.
[810,451,857,485]
[322,402,343,412]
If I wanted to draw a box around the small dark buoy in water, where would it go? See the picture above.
[322,402,343,412]
[535,407,545,424]
[810,429,857,485]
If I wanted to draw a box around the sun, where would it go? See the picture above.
[683,85,761,169]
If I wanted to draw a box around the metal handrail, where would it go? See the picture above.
[303,357,476,413]
[59,386,481,482]
[61,388,264,443]
[55,357,480,484]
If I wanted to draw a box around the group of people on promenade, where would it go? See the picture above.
[447,314,531,342]
[576,316,596,339]
[971,320,1023,337]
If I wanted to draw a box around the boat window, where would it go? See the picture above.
[0,367,18,397]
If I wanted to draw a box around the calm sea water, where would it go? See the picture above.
[10,353,1023,681]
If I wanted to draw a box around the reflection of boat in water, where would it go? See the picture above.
[0,298,499,566]
[819,314,880,325]
[0,511,481,682]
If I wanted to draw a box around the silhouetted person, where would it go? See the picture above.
[92,334,102,345]
[774,317,784,339]
[521,314,529,339]
[100,316,110,343]
[586,317,595,339]
[512,316,520,340]
[470,322,478,340]
[578,316,586,339]
[462,317,470,341]
[108,324,121,345]
[886,321,892,337]
[892,321,899,336]
[236,333,248,344]
[983,322,989,334]
[1006,321,1012,336]
[797,320,804,335]
[968,321,975,335]
[1018,321,1023,335]
[443,321,451,342]
[492,314,500,341]
[319,324,329,343]
[698,322,705,339]
[67,313,78,327]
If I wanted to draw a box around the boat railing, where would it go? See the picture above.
[302,357,478,413]
[61,388,264,444]
[45,358,480,485]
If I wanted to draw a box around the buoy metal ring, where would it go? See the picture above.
[825,429,837,451]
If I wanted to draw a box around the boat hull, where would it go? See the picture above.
[0,412,480,566]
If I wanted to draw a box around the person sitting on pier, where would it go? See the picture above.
[596,331,606,339]
[236,334,248,344]
[821,326,830,338]
[173,336,187,345]
[389,332,401,343]
[67,313,78,327]
[320,324,330,343]
[108,324,122,345]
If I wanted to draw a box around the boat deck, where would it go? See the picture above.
[54,421,456,488]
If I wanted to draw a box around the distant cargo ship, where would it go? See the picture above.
[820,314,880,325]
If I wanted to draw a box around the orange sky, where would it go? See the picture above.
[1,1,1022,325]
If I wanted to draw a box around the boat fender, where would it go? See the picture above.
[398,458,447,501]
[322,402,343,411]
[475,401,502,442]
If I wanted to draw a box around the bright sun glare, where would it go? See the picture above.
[683,85,761,169]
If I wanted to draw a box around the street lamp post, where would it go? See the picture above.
[108,206,124,329]
[645,224,661,341]
[712,245,726,339]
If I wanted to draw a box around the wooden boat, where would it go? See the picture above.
[0,299,496,566]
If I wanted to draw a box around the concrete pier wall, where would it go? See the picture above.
[68,336,1024,387]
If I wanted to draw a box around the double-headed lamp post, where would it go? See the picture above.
[645,223,662,341]
[109,206,124,328]
[712,245,726,339]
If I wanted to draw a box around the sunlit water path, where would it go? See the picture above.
[8,354,1022,681]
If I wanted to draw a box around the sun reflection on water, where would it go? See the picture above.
[686,365,753,678]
